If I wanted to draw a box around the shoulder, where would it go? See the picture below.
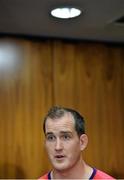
[94,169,115,179]
[38,172,49,180]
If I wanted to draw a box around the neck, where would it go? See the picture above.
[51,159,93,179]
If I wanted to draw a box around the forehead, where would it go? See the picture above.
[45,112,75,133]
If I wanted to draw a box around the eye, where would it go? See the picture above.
[62,134,71,140]
[46,134,56,142]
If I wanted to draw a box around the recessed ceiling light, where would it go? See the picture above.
[51,7,82,19]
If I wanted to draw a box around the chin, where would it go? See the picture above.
[53,163,69,171]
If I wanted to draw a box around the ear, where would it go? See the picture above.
[80,134,88,151]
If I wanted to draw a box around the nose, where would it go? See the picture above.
[55,138,63,151]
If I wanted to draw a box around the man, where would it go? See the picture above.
[39,106,114,179]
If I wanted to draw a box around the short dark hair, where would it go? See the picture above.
[43,106,85,137]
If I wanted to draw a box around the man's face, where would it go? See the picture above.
[45,113,83,172]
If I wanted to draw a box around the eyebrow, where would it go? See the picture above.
[45,132,54,136]
[45,131,72,136]
[59,131,72,134]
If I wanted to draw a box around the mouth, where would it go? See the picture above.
[55,155,65,160]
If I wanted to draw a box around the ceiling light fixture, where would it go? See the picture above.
[51,7,82,19]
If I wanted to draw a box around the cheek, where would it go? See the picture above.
[71,143,81,158]
[66,141,81,154]
[45,143,54,154]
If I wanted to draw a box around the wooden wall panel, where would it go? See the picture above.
[0,38,53,178]
[53,42,124,178]
[53,41,77,107]
[74,44,124,178]
[0,37,124,178]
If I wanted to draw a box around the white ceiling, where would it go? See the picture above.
[0,0,124,43]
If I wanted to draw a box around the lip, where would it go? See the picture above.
[55,155,65,159]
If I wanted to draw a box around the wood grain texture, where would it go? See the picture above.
[0,38,124,178]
